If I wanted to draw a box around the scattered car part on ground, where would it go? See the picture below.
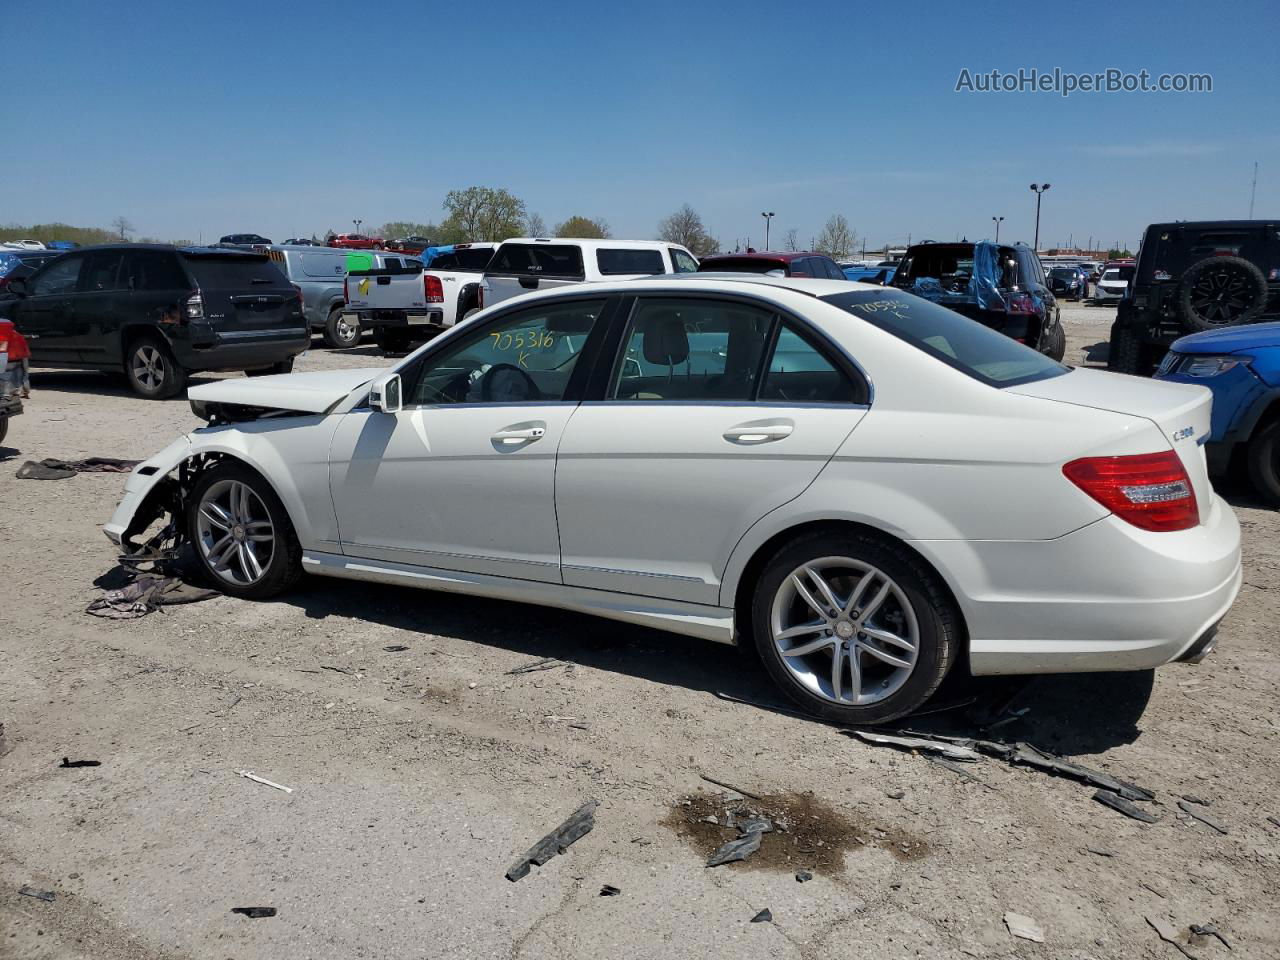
[236,770,294,794]
[1004,911,1045,943]
[750,908,772,923]
[1109,220,1280,374]
[706,829,764,867]
[505,800,598,881]
[105,276,1242,724]
[1177,799,1229,834]
[16,457,140,480]
[58,758,100,768]
[231,907,277,918]
[1190,922,1232,950]
[1146,915,1197,959]
[85,573,217,619]
[18,886,56,902]
[795,870,812,882]
[599,884,621,896]
[1093,789,1159,823]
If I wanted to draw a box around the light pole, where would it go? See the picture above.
[761,211,775,249]
[1028,184,1050,251]
[992,216,1004,242]
[353,219,363,235]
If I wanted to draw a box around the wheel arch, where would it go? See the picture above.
[118,323,170,366]
[725,517,969,658]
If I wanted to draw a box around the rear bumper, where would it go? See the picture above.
[352,309,444,330]
[913,494,1243,675]
[173,328,310,371]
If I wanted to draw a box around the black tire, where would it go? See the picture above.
[0,415,7,446]
[125,334,185,399]
[1246,418,1280,507]
[1107,323,1143,374]
[246,358,295,377]
[1044,318,1066,362]
[323,307,361,349]
[186,462,303,599]
[1177,256,1268,331]
[373,327,410,354]
[750,530,960,725]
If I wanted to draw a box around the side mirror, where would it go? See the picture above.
[6,278,28,297]
[369,372,402,414]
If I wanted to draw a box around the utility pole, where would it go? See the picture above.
[1250,161,1258,218]
[761,212,775,250]
[992,216,1004,242]
[1029,183,1051,251]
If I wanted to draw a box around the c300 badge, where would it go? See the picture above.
[1172,426,1195,442]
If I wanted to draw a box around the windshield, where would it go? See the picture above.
[820,289,1068,387]
[1049,267,1077,278]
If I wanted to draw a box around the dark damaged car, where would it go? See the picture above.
[890,241,1066,360]
[5,244,309,398]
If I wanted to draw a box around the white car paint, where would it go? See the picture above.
[1094,268,1128,302]
[106,276,1241,681]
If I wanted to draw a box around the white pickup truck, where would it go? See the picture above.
[480,238,699,308]
[340,243,497,353]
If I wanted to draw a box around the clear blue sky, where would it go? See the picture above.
[7,0,1277,252]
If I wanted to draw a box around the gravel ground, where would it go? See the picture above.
[3,303,1278,960]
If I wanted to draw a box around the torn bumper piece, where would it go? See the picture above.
[103,436,193,549]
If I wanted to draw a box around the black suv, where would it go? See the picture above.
[4,244,308,398]
[890,241,1065,359]
[1109,220,1280,374]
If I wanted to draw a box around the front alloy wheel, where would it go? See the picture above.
[187,464,302,598]
[196,479,276,586]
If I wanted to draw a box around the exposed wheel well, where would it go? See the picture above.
[1251,397,1280,438]
[731,519,968,656]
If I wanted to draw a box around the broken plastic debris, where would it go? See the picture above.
[795,871,813,883]
[1146,915,1197,959]
[236,770,294,794]
[1004,911,1045,943]
[599,885,621,897]
[750,908,772,923]
[59,758,100,768]
[1093,789,1158,822]
[848,730,982,762]
[505,800,598,882]
[1178,800,1228,835]
[707,830,763,867]
[383,645,409,653]
[1190,922,1231,950]
[736,816,773,835]
[231,907,277,918]
[18,886,55,902]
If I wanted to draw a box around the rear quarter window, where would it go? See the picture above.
[488,243,585,280]
[596,248,665,275]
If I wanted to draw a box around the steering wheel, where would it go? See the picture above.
[480,363,541,403]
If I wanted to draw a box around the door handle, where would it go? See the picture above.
[723,422,794,444]
[492,426,546,444]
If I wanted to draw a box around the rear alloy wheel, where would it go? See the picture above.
[323,307,361,349]
[1178,256,1268,331]
[188,464,302,598]
[1246,419,1280,506]
[752,532,958,724]
[126,335,185,399]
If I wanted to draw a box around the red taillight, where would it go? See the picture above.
[424,274,444,303]
[343,276,349,303]
[1063,451,1198,532]
[1005,292,1037,315]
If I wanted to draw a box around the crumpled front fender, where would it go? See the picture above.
[104,436,194,548]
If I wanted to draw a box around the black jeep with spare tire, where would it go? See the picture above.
[1108,220,1280,374]
[3,244,309,399]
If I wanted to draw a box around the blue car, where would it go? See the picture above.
[1155,321,1280,504]
[841,265,896,285]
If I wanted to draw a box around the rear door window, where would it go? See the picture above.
[300,252,347,278]
[29,255,83,296]
[125,251,190,292]
[759,325,859,403]
[789,258,813,277]
[80,251,125,292]
[611,298,776,402]
[596,248,665,276]
[488,243,585,280]
[670,248,699,273]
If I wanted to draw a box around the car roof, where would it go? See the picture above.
[700,251,826,263]
[497,237,683,251]
[1146,220,1277,231]
[493,273,877,303]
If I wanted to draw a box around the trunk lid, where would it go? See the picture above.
[182,252,301,334]
[1008,368,1214,522]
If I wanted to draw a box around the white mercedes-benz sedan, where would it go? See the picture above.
[106,276,1242,723]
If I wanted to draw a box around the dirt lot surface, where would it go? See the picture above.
[3,303,1278,960]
